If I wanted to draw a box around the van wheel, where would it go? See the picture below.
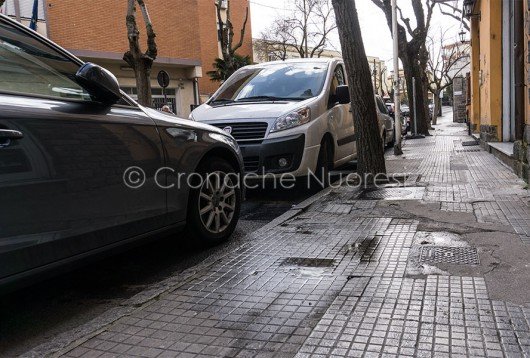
[186,157,241,245]
[310,138,332,190]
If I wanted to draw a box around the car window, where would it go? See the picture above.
[328,64,346,106]
[329,64,346,96]
[0,20,91,101]
[211,63,328,103]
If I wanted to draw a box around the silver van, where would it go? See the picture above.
[191,58,394,178]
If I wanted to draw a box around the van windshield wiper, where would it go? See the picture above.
[209,98,235,105]
[236,96,306,102]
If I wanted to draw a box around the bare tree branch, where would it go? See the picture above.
[397,6,414,36]
[123,0,158,107]
[258,0,337,59]
[232,7,249,53]
[436,0,470,31]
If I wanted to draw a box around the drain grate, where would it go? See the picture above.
[462,141,479,147]
[456,149,481,153]
[420,246,479,265]
[280,257,336,268]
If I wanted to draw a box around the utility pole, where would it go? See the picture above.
[392,0,402,155]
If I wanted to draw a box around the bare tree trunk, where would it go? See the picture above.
[371,0,432,136]
[123,0,157,107]
[332,0,386,179]
[216,0,249,73]
[401,59,430,135]
[432,91,441,125]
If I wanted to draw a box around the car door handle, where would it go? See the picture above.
[0,129,23,148]
[0,129,23,140]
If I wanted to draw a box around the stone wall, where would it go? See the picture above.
[514,125,530,183]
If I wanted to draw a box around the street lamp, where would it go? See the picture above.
[459,30,467,44]
[463,0,480,20]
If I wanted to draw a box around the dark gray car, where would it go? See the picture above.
[0,15,243,290]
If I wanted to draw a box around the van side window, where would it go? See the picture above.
[376,97,388,114]
[329,65,346,106]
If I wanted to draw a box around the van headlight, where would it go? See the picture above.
[270,107,311,133]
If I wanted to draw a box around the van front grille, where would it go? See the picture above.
[211,122,269,144]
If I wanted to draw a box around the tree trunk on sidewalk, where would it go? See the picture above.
[402,57,430,135]
[432,91,441,125]
[371,0,433,136]
[332,0,386,180]
[123,0,157,107]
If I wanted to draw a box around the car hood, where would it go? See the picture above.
[192,101,309,122]
[140,106,228,136]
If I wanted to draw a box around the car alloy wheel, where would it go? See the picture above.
[198,171,237,234]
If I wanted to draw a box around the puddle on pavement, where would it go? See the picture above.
[414,231,469,247]
[279,257,336,277]
[280,257,335,267]
[340,236,382,262]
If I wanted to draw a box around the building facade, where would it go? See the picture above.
[466,0,530,182]
[1,0,253,117]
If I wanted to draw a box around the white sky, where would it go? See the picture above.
[249,0,465,71]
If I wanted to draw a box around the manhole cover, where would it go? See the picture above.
[420,246,479,265]
[359,187,425,200]
[280,257,335,268]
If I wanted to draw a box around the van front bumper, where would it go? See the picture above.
[239,134,307,175]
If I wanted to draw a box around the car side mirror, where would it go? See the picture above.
[336,85,350,105]
[76,63,121,105]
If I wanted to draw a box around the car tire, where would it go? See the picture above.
[186,157,241,245]
[310,138,332,190]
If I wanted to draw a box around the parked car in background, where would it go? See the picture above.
[0,14,243,289]
[191,59,393,182]
[400,104,410,117]
[374,95,395,147]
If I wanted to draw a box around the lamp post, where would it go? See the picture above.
[392,0,403,155]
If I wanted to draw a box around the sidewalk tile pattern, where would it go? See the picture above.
[59,113,530,357]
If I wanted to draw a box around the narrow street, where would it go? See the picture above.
[7,108,530,357]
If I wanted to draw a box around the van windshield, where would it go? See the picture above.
[210,63,328,105]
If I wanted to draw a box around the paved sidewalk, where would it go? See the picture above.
[28,110,530,357]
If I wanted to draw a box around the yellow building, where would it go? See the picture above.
[466,0,530,182]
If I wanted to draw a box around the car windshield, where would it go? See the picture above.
[210,63,328,105]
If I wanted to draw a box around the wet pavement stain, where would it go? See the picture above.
[354,236,383,262]
[280,257,336,268]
